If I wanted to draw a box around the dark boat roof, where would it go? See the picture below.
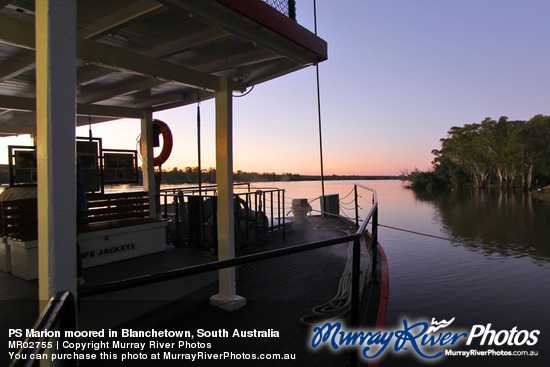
[0,0,327,135]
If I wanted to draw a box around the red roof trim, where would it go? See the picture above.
[368,243,389,367]
[214,0,327,61]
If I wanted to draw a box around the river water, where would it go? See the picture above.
[248,179,549,366]
[134,179,549,365]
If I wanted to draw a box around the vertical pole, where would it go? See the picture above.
[197,94,205,246]
[316,64,325,213]
[210,77,245,311]
[313,0,326,212]
[36,0,78,304]
[141,111,157,218]
[197,93,202,189]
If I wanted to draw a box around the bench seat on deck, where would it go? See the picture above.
[0,197,38,279]
[81,217,162,233]
[1,191,167,279]
[79,218,167,268]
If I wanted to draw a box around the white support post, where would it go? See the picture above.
[210,77,246,311]
[140,111,157,217]
[36,0,78,304]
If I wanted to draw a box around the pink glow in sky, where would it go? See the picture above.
[2,1,549,176]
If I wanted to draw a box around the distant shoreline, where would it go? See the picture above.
[160,169,404,185]
[261,175,404,181]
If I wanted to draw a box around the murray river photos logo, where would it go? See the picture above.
[310,317,540,360]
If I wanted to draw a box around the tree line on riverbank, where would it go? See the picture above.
[405,114,550,191]
[158,166,400,184]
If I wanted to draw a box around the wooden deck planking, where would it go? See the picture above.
[4,216,378,366]
[82,217,363,366]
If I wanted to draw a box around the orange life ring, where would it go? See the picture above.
[139,119,173,166]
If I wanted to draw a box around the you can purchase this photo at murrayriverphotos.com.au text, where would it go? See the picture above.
[1,0,549,366]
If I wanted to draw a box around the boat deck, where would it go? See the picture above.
[2,216,383,366]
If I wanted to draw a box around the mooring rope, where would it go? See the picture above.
[379,224,549,262]
[300,235,371,326]
[379,224,458,243]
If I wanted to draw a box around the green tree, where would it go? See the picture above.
[440,123,492,188]
[511,115,550,189]
[408,115,550,191]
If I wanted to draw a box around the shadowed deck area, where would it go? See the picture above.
[3,216,383,366]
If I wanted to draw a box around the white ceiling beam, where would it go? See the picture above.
[78,0,163,39]
[76,28,230,86]
[75,1,163,86]
[77,66,114,85]
[244,60,304,86]
[134,91,187,109]
[0,14,35,49]
[78,77,163,104]
[76,103,144,119]
[151,92,215,112]
[0,95,145,119]
[0,51,35,82]
[196,49,280,73]
[148,27,229,57]
[77,48,275,102]
[77,38,239,91]
[0,15,245,92]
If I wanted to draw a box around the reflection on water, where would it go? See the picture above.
[416,188,550,264]
[253,180,549,366]
[125,180,548,365]
[380,181,549,366]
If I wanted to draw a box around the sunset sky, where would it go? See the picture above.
[2,0,549,176]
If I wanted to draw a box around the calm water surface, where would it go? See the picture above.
[250,180,550,366]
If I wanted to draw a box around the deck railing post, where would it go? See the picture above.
[270,191,274,234]
[372,206,378,280]
[175,192,181,245]
[350,236,361,367]
[282,190,286,241]
[354,185,359,228]
[245,192,250,240]
[277,190,281,232]
[351,237,361,325]
[163,194,168,219]
[266,192,267,235]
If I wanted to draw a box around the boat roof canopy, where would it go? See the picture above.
[0,0,327,136]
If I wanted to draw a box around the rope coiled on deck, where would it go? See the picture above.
[299,235,371,325]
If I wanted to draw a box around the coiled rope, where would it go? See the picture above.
[300,234,371,325]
